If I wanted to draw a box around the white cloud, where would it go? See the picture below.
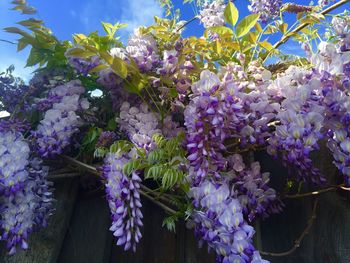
[280,41,306,57]
[120,0,163,37]
[70,10,77,18]
[0,55,34,83]
[78,0,163,42]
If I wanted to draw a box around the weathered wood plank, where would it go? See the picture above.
[57,189,112,263]
[256,148,350,263]
[0,178,79,263]
[109,196,180,263]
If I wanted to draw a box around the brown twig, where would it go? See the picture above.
[282,184,350,199]
[260,199,319,257]
[59,155,178,215]
[0,38,16,45]
[264,0,350,62]
[48,172,81,180]
[176,16,198,33]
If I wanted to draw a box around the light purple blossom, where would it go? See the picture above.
[248,0,282,23]
[102,152,143,252]
[188,179,269,263]
[126,29,160,72]
[0,157,53,255]
[200,0,226,29]
[33,80,87,158]
[118,102,161,151]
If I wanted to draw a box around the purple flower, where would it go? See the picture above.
[200,0,226,29]
[228,157,283,221]
[118,102,161,151]
[0,156,53,255]
[126,29,160,72]
[33,80,87,158]
[102,152,143,252]
[96,131,118,148]
[0,120,30,195]
[188,179,269,263]
[248,0,282,23]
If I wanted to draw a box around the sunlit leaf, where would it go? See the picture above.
[224,2,239,26]
[236,14,260,38]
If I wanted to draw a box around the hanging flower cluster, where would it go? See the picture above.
[118,101,161,151]
[248,0,282,23]
[199,0,226,28]
[33,80,88,157]
[126,29,160,72]
[3,0,350,261]
[189,180,267,263]
[228,154,282,222]
[0,120,53,255]
[102,151,143,252]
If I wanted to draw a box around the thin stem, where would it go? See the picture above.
[260,199,319,257]
[48,173,81,180]
[140,189,177,215]
[264,0,350,62]
[0,39,16,45]
[59,155,178,214]
[176,16,198,33]
[282,184,350,199]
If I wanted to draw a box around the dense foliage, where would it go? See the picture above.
[1,0,350,261]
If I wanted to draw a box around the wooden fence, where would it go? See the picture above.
[1,149,350,263]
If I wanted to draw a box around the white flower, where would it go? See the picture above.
[192,70,221,95]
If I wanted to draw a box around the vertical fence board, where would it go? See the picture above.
[57,188,112,263]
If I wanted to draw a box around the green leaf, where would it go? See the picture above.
[147,149,166,164]
[111,57,128,79]
[224,2,239,26]
[145,165,164,179]
[259,40,274,51]
[107,118,117,131]
[236,14,260,38]
[205,26,234,38]
[26,48,43,67]
[162,216,176,232]
[17,38,29,51]
[66,48,95,58]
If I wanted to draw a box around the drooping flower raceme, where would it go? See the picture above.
[199,0,226,28]
[126,29,160,72]
[0,158,53,255]
[0,120,53,255]
[267,66,326,184]
[228,154,282,222]
[33,80,88,158]
[185,70,243,185]
[189,180,268,263]
[220,61,277,148]
[331,16,350,52]
[97,47,134,112]
[0,71,31,113]
[248,0,282,23]
[0,120,30,195]
[118,102,161,151]
[102,152,143,252]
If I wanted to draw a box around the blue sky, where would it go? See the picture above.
[0,0,350,81]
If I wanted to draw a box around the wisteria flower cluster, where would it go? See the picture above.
[189,180,267,262]
[0,120,53,255]
[33,80,88,157]
[248,0,282,23]
[102,151,143,252]
[2,0,350,261]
